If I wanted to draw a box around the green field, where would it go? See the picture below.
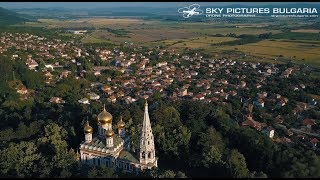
[214,39,320,66]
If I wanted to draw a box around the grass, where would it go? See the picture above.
[272,32,320,41]
[186,27,281,36]
[214,39,320,67]
[291,29,320,33]
[158,36,238,49]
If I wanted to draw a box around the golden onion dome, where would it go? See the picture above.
[117,116,125,129]
[84,121,93,134]
[97,104,112,125]
[105,129,114,138]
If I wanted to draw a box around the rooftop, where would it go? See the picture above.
[118,150,139,163]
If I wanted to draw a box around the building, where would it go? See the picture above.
[50,97,65,104]
[78,98,90,104]
[303,118,316,129]
[88,92,100,100]
[79,101,158,173]
[261,126,275,138]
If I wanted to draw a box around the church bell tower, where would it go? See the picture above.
[139,100,157,166]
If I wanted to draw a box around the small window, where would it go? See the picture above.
[148,141,150,145]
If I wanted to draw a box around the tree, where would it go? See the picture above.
[175,171,188,178]
[248,171,268,178]
[159,170,176,178]
[152,106,191,157]
[197,127,225,168]
[0,141,41,177]
[226,149,249,178]
[38,123,78,177]
[88,166,117,178]
[202,145,222,168]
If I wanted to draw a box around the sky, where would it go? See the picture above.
[0,2,319,9]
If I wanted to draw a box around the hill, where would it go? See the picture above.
[0,7,33,26]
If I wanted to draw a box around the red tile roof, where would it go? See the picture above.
[303,118,316,126]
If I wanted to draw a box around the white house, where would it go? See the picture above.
[88,92,100,100]
[78,98,90,104]
[261,126,275,138]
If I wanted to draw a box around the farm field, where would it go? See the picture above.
[291,29,320,33]
[185,27,282,36]
[214,39,320,66]
[153,36,239,49]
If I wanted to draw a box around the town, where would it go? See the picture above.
[1,31,319,152]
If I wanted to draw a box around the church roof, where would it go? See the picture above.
[80,136,123,152]
[118,150,139,163]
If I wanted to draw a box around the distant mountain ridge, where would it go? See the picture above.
[0,7,34,26]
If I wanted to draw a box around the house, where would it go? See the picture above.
[299,84,306,89]
[101,85,111,92]
[88,92,100,100]
[297,102,308,110]
[220,79,228,85]
[78,98,90,104]
[179,89,188,97]
[257,92,268,99]
[303,118,316,128]
[241,115,267,131]
[310,138,319,147]
[104,89,114,96]
[282,137,293,146]
[17,86,28,95]
[256,84,262,89]
[293,106,304,115]
[229,91,237,96]
[61,70,71,78]
[309,99,317,106]
[50,97,65,104]
[94,71,101,76]
[277,98,287,107]
[124,96,136,104]
[193,94,205,101]
[117,91,125,97]
[254,99,265,108]
[275,115,284,124]
[45,64,54,71]
[261,126,275,138]
[28,60,39,70]
[240,81,246,88]
[108,95,117,103]
[190,71,198,76]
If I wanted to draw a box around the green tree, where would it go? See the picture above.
[153,106,191,157]
[226,149,249,178]
[88,166,117,178]
[0,141,41,177]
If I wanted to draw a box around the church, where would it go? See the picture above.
[79,101,158,173]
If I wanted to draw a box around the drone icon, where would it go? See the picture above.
[178,4,203,18]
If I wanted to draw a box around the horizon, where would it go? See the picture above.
[1,2,320,9]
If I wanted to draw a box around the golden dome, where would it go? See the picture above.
[84,121,93,134]
[105,129,114,138]
[97,104,112,125]
[117,116,125,129]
